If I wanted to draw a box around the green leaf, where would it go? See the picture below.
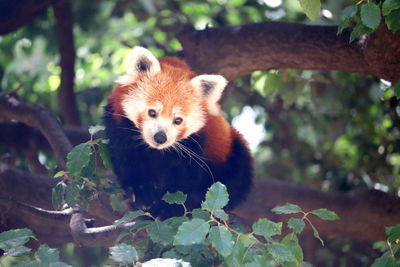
[382,0,400,16]
[349,23,374,43]
[309,208,339,220]
[88,125,105,136]
[54,171,66,178]
[147,221,175,245]
[386,224,400,242]
[191,208,211,221]
[385,9,400,33]
[36,244,60,264]
[65,183,80,207]
[252,218,282,238]
[109,243,138,264]
[14,261,41,267]
[80,153,96,178]
[337,19,350,35]
[272,203,302,214]
[209,226,234,257]
[98,142,114,171]
[110,194,125,211]
[341,5,358,19]
[267,243,294,263]
[114,210,145,225]
[201,182,229,212]
[282,235,304,263]
[287,218,305,234]
[164,216,189,232]
[4,246,31,257]
[52,183,64,210]
[0,228,35,251]
[394,81,400,98]
[360,3,381,30]
[174,218,210,245]
[162,191,187,205]
[298,0,321,20]
[67,143,92,177]
[371,254,398,267]
[213,209,229,221]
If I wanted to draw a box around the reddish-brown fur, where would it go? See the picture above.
[108,57,235,163]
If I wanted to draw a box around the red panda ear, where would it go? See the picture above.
[191,75,228,115]
[116,46,161,85]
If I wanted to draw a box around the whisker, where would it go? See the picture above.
[187,135,205,153]
[175,142,214,182]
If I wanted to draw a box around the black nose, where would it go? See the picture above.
[154,131,167,145]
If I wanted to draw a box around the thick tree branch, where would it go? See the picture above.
[0,0,57,35]
[1,161,399,245]
[53,0,80,126]
[0,95,72,169]
[233,178,400,241]
[178,23,400,83]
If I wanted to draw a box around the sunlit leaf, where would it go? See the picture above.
[272,203,302,214]
[174,218,210,245]
[360,3,381,30]
[109,243,138,264]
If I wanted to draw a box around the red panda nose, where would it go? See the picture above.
[154,131,167,145]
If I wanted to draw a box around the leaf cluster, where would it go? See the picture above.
[337,0,400,42]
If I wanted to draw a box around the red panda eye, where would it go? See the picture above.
[148,109,157,118]
[174,117,183,125]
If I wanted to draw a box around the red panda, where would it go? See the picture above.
[104,47,253,218]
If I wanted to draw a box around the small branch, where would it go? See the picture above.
[70,210,136,247]
[0,95,72,169]
[53,0,80,126]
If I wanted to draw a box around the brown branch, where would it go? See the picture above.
[0,0,58,36]
[0,95,72,169]
[53,0,80,126]
[1,161,399,245]
[233,178,400,241]
[70,210,136,247]
[177,23,400,83]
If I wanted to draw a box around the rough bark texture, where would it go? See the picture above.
[177,23,400,83]
[0,96,72,169]
[234,179,400,241]
[1,159,399,246]
[53,0,81,126]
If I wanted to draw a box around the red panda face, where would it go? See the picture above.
[112,47,227,150]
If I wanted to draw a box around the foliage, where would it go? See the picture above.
[0,148,340,266]
[371,224,400,266]
[337,0,400,41]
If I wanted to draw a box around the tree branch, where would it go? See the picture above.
[0,0,57,36]
[1,160,398,245]
[53,0,80,126]
[0,95,72,169]
[177,23,400,83]
[233,178,400,241]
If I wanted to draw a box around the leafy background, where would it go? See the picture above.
[0,0,399,266]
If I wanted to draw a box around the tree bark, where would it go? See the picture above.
[177,23,400,83]
[53,0,81,126]
[0,96,72,169]
[1,161,398,246]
